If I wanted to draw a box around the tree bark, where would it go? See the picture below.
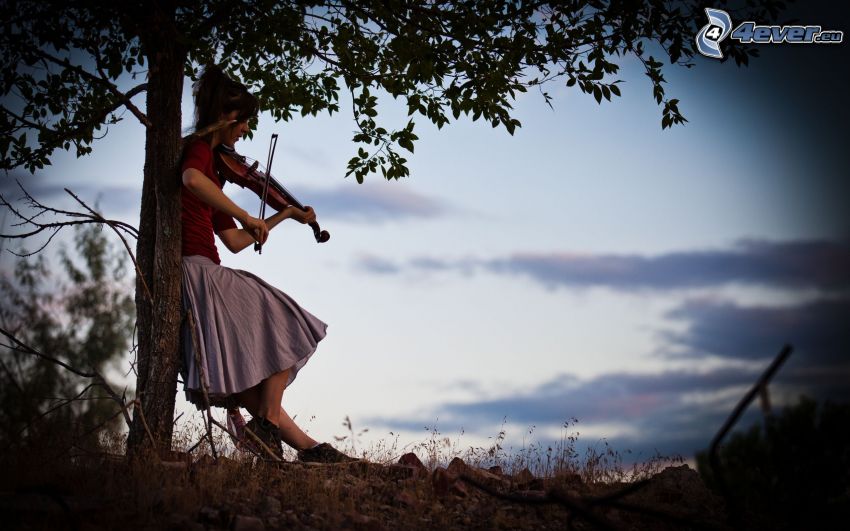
[127,9,186,455]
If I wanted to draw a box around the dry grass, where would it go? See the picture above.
[2,416,703,531]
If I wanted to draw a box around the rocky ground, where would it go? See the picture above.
[2,450,731,530]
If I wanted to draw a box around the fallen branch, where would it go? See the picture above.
[708,343,793,525]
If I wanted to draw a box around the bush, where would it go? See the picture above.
[696,396,850,530]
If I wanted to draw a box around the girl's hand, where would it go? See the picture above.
[239,214,269,244]
[290,206,317,225]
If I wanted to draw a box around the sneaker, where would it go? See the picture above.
[244,416,283,460]
[297,443,358,464]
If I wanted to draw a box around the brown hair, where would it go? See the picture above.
[192,65,259,138]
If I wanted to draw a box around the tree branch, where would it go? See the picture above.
[0,327,133,431]
[0,182,151,302]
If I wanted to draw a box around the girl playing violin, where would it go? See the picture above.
[180,65,351,463]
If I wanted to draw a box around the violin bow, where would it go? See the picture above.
[254,133,278,253]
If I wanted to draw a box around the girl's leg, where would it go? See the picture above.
[276,406,317,451]
[234,369,287,422]
[235,369,317,450]
[257,369,290,424]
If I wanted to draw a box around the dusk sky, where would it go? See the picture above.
[2,2,847,465]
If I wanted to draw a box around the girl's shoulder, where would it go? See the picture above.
[183,137,213,158]
[182,137,216,174]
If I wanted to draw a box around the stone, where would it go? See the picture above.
[345,511,385,531]
[198,506,222,524]
[645,464,718,507]
[384,463,416,480]
[258,495,281,515]
[397,452,427,478]
[512,467,535,487]
[436,462,469,497]
[431,467,452,497]
[231,514,265,531]
[398,452,426,470]
[450,479,469,498]
[394,489,420,509]
[446,457,467,477]
[168,514,204,531]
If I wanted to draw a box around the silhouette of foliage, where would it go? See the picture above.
[696,396,850,530]
[0,223,135,452]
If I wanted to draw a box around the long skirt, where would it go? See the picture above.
[180,255,327,409]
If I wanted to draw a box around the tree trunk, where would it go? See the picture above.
[127,13,186,455]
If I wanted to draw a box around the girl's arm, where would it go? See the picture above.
[182,167,268,243]
[218,206,317,253]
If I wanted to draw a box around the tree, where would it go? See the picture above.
[0,0,789,453]
[0,223,135,453]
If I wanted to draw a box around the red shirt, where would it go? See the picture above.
[181,139,237,264]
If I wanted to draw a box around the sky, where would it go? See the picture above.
[2,2,848,467]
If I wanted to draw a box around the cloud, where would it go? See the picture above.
[3,174,450,225]
[485,239,850,291]
[355,254,402,275]
[301,184,450,222]
[368,368,763,458]
[0,176,141,217]
[664,297,850,368]
[367,293,850,460]
[370,355,848,460]
[353,239,850,291]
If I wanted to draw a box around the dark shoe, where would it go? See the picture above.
[244,416,283,460]
[297,443,357,464]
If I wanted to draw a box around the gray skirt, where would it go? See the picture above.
[180,255,327,409]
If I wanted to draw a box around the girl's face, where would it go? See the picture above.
[222,110,250,145]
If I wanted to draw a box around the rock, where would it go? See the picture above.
[168,514,204,531]
[431,466,472,498]
[446,457,467,476]
[384,463,417,480]
[450,479,469,498]
[398,452,426,470]
[397,452,427,478]
[393,489,420,508]
[473,467,506,483]
[198,506,222,524]
[646,464,718,506]
[231,514,265,531]
[445,459,510,492]
[258,495,281,515]
[345,511,385,531]
[432,467,452,497]
[512,467,535,487]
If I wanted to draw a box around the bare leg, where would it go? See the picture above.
[235,369,318,451]
[277,406,317,451]
[257,369,290,424]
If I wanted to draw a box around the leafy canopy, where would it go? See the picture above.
[1,0,787,180]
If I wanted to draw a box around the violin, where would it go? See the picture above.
[214,140,330,247]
